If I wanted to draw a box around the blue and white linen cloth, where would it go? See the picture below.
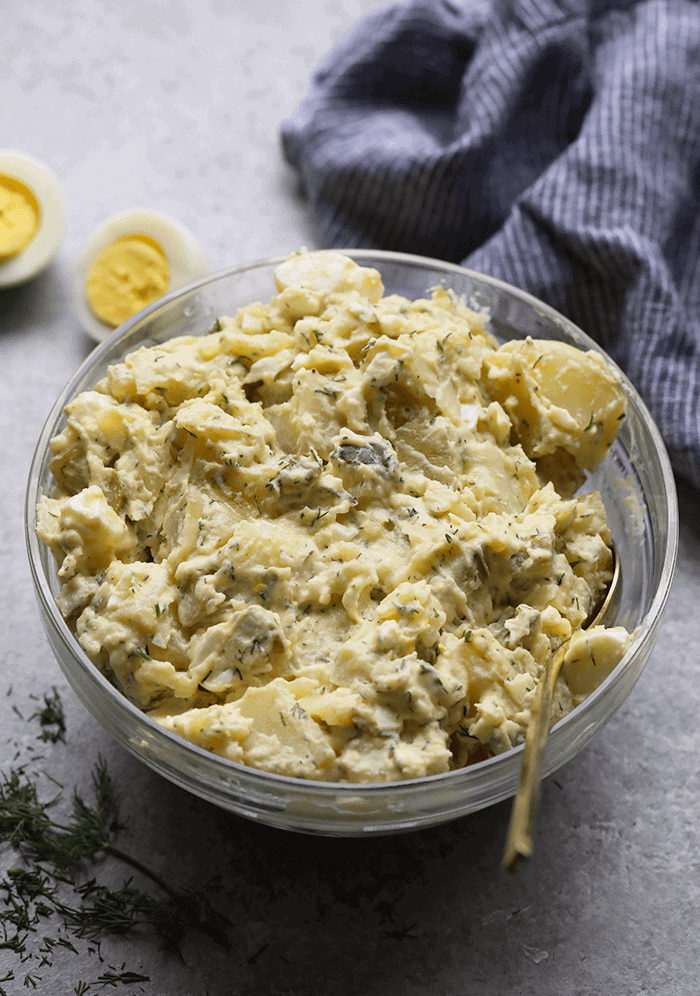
[282,0,700,487]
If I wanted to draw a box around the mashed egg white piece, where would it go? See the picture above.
[0,150,65,287]
[38,250,632,783]
[74,209,209,343]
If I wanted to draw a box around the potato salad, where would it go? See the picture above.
[37,251,630,782]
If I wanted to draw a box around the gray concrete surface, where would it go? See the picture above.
[2,2,698,993]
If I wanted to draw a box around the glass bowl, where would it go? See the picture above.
[25,250,678,836]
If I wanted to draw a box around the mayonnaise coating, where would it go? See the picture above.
[37,251,631,782]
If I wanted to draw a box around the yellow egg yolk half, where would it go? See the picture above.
[0,175,40,259]
[85,234,169,327]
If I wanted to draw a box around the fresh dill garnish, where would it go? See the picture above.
[29,686,66,744]
[1,690,234,991]
[0,758,232,948]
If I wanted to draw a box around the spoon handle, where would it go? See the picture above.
[501,640,569,874]
[502,544,619,873]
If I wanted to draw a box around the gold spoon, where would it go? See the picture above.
[502,544,621,874]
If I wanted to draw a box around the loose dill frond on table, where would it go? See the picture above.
[28,686,66,744]
[0,688,234,994]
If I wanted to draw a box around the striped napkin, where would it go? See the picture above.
[282,0,700,487]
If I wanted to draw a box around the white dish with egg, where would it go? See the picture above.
[0,150,65,287]
[73,209,209,342]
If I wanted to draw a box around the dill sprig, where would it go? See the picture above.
[28,686,66,744]
[0,745,233,988]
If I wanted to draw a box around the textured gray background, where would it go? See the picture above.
[2,2,699,993]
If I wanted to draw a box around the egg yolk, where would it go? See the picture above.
[0,175,40,259]
[85,234,169,327]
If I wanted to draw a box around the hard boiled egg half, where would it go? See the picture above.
[74,209,210,343]
[0,150,65,288]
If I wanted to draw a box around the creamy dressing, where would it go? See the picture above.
[37,251,631,782]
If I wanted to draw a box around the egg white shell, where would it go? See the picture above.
[74,209,210,343]
[0,150,65,288]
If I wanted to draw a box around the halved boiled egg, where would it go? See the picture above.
[0,150,65,288]
[74,209,210,342]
